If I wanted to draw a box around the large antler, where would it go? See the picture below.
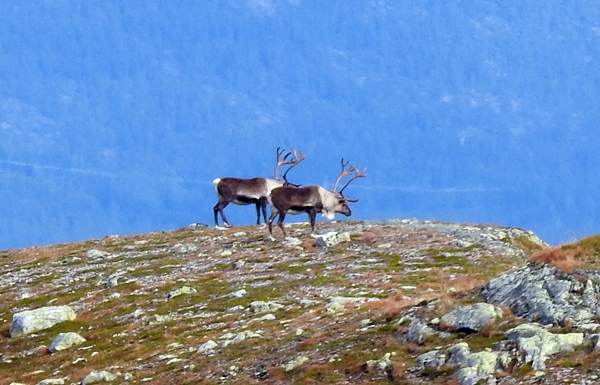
[339,166,367,195]
[281,148,305,184]
[332,158,367,201]
[273,147,305,182]
[332,159,356,192]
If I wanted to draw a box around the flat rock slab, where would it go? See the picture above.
[10,305,76,338]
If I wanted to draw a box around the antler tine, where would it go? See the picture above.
[332,158,356,192]
[275,147,304,180]
[339,166,367,195]
[274,147,288,179]
[281,148,306,183]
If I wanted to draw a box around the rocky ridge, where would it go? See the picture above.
[1,219,600,384]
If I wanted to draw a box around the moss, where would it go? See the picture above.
[276,264,307,274]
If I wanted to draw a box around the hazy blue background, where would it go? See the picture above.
[1,1,599,250]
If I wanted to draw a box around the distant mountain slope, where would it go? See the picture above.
[0,1,599,249]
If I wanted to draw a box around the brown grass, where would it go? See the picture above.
[364,292,413,320]
[528,246,585,272]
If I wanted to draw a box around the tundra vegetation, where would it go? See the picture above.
[2,219,600,384]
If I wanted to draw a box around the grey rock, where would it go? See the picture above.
[197,340,218,354]
[505,323,584,370]
[172,243,198,254]
[85,249,111,259]
[228,289,247,298]
[36,380,65,385]
[167,286,197,299]
[324,296,365,314]
[447,343,499,385]
[188,223,209,229]
[249,300,284,314]
[404,318,436,344]
[10,306,76,338]
[482,263,600,325]
[366,352,395,372]
[80,370,118,384]
[221,330,262,347]
[284,355,308,371]
[416,349,446,369]
[298,299,321,307]
[313,231,351,247]
[48,332,86,353]
[441,303,502,332]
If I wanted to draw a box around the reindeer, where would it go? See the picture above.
[213,148,305,228]
[267,159,367,238]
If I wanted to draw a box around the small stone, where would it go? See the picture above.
[228,289,247,298]
[198,340,218,354]
[81,370,118,384]
[167,286,197,299]
[284,355,308,372]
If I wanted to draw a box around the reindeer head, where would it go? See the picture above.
[323,159,367,219]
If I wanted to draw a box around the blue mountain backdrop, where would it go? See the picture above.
[1,1,599,249]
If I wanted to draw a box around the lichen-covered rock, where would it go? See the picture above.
[48,332,86,353]
[85,249,111,259]
[172,243,198,254]
[446,342,500,385]
[249,301,284,314]
[167,286,197,299]
[10,306,76,338]
[366,352,395,372]
[221,330,262,347]
[80,370,118,384]
[324,296,365,314]
[313,231,351,247]
[284,355,308,372]
[440,303,502,332]
[505,323,584,370]
[482,263,600,326]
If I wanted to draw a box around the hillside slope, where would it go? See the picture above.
[3,220,600,384]
[2,1,600,249]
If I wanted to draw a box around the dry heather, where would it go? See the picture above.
[0,219,564,384]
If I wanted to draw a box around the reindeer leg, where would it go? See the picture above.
[213,204,220,226]
[267,210,278,239]
[214,200,231,228]
[277,212,287,238]
[254,201,262,225]
[309,209,318,235]
[259,198,268,225]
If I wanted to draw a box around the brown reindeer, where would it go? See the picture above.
[213,148,305,228]
[267,159,367,238]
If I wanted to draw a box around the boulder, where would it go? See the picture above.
[48,332,86,353]
[10,306,76,338]
[482,263,600,326]
[505,323,584,370]
[440,303,502,333]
